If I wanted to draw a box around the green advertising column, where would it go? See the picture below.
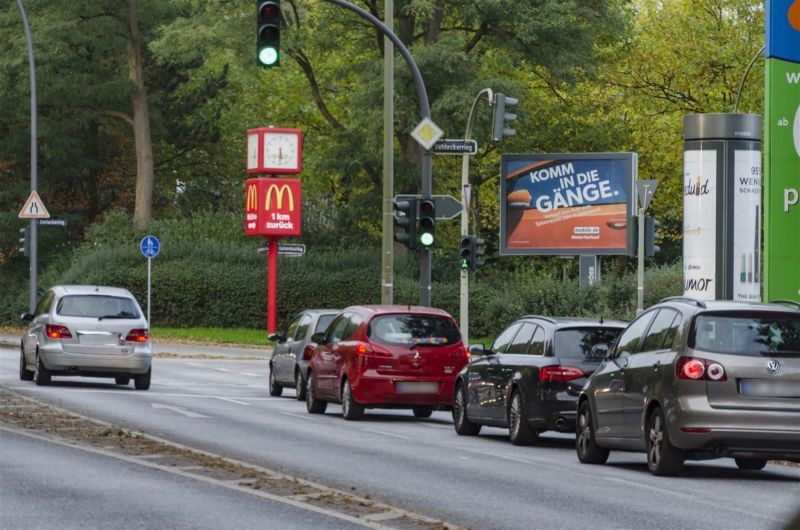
[764,0,800,301]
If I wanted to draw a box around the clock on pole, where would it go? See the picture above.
[246,127,303,174]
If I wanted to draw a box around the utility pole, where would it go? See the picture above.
[381,0,394,304]
[16,0,39,313]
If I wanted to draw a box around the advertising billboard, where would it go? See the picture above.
[683,150,718,300]
[500,153,636,255]
[244,177,302,237]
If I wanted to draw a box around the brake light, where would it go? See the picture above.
[303,345,316,361]
[676,356,727,381]
[46,324,72,339]
[125,329,149,343]
[450,347,470,359]
[539,365,585,382]
[356,343,371,355]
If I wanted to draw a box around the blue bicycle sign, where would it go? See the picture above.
[140,235,160,259]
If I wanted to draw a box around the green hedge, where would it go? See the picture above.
[1,211,683,339]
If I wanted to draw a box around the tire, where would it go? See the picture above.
[508,389,538,446]
[33,352,51,386]
[647,407,683,476]
[453,381,481,435]
[19,345,34,381]
[268,364,283,397]
[134,368,151,391]
[735,458,767,471]
[412,406,434,418]
[306,372,327,414]
[576,400,610,464]
[294,369,306,401]
[115,377,131,386]
[341,379,364,421]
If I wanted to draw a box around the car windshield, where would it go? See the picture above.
[554,328,623,361]
[368,315,461,347]
[56,295,140,319]
[690,312,800,357]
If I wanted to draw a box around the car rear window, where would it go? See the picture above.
[315,314,336,334]
[56,295,140,319]
[690,312,800,357]
[554,327,624,361]
[368,315,461,346]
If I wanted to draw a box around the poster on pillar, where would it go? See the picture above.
[244,178,302,237]
[733,150,762,302]
[683,150,718,300]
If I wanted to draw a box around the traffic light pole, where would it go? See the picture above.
[459,88,494,343]
[380,0,394,304]
[324,0,433,306]
[637,206,645,315]
[16,0,38,313]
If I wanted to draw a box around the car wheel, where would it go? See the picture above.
[341,379,364,421]
[647,407,683,476]
[734,458,767,471]
[453,381,481,436]
[268,364,283,397]
[294,369,306,401]
[33,352,51,386]
[134,368,151,391]
[115,377,131,386]
[412,406,434,418]
[576,400,610,464]
[306,371,327,414]
[508,389,538,446]
[19,345,34,381]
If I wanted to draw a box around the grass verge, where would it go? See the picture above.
[152,327,269,346]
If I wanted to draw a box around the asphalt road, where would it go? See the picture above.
[1,345,798,529]
[0,428,364,530]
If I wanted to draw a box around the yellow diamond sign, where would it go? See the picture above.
[411,118,444,151]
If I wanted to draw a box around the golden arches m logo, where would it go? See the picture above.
[246,184,258,211]
[265,184,295,211]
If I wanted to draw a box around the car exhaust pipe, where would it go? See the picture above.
[554,417,568,431]
[715,445,727,456]
[67,366,79,372]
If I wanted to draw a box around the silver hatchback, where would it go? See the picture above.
[577,297,800,475]
[20,285,153,390]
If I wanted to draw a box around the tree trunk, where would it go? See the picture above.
[127,0,155,230]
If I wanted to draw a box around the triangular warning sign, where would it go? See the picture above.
[18,191,50,219]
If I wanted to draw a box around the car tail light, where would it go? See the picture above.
[46,324,72,339]
[125,329,149,343]
[676,356,727,381]
[302,345,316,361]
[539,365,585,382]
[450,347,470,359]
[356,342,391,357]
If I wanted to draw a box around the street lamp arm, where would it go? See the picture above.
[464,88,494,141]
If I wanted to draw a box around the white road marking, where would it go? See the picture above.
[360,429,410,441]
[151,403,210,418]
[214,397,250,406]
[280,412,320,422]
[211,367,232,373]
[414,421,450,429]
[239,372,262,377]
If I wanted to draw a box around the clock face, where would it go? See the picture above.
[263,132,300,171]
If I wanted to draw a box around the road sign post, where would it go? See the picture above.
[140,235,160,326]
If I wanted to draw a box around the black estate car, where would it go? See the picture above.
[452,316,626,445]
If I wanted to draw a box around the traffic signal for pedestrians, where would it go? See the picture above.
[19,226,30,257]
[459,236,474,271]
[257,1,281,67]
[417,199,436,248]
[644,216,661,257]
[492,93,518,142]
[393,196,417,249]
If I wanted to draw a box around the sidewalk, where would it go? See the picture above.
[0,333,270,359]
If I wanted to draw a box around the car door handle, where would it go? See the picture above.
[653,361,661,371]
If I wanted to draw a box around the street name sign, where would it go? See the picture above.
[38,218,67,227]
[259,243,306,257]
[432,139,478,156]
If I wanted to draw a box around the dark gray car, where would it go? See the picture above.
[577,297,800,476]
[268,309,338,400]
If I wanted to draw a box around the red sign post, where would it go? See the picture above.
[244,127,303,334]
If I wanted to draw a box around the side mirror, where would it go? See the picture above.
[614,351,631,368]
[20,313,33,323]
[267,333,284,343]
[311,332,326,344]
[469,344,490,358]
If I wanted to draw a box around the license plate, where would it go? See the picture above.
[740,379,800,398]
[395,381,438,394]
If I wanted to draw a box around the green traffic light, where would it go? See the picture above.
[258,47,278,66]
[419,232,434,247]
[460,259,469,270]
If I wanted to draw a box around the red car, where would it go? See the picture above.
[305,305,468,420]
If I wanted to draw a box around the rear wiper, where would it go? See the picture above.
[98,312,137,321]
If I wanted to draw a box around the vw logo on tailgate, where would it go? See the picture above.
[765,359,781,375]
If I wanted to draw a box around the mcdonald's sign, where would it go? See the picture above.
[244,177,302,237]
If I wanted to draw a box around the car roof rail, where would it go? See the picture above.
[768,299,800,310]
[658,296,707,309]
[521,315,557,324]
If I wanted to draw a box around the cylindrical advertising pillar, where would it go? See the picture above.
[683,113,762,301]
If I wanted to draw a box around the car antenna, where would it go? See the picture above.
[599,316,604,325]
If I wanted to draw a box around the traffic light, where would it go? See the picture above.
[393,196,417,249]
[417,199,436,248]
[644,216,661,257]
[19,226,30,257]
[492,93,518,142]
[257,1,281,67]
[459,236,474,271]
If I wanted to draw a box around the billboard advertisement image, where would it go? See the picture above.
[244,177,302,237]
[683,150,718,300]
[500,153,636,255]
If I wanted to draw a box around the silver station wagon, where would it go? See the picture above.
[577,297,800,475]
[20,285,153,390]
